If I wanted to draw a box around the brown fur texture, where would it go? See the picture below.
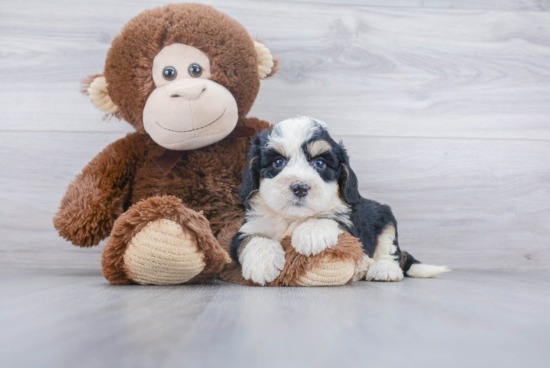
[53,133,146,247]
[54,4,362,287]
[103,3,263,130]
[53,4,273,284]
[220,233,365,287]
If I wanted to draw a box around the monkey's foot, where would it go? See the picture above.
[294,252,357,287]
[276,232,365,286]
[123,218,206,285]
[102,195,230,285]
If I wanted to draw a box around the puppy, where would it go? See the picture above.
[231,116,449,285]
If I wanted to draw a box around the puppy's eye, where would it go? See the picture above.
[273,158,286,169]
[163,66,177,80]
[188,63,203,78]
[313,158,326,170]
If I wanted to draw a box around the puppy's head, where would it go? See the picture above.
[240,116,361,218]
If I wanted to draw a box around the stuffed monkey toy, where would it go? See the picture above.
[54,3,365,286]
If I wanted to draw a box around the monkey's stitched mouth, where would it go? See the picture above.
[155,108,226,133]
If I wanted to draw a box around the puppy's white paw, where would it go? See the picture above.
[239,237,286,286]
[291,219,342,256]
[366,259,404,282]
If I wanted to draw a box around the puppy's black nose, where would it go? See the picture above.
[291,183,309,198]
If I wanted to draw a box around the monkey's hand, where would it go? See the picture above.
[53,133,145,247]
[53,174,125,247]
[291,219,343,256]
[239,237,285,286]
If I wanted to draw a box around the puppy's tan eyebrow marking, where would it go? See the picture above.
[307,140,332,157]
[266,141,287,157]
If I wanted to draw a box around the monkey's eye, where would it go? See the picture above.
[163,66,177,81]
[313,158,326,170]
[188,63,203,78]
[273,158,286,169]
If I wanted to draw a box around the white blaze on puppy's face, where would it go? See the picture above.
[258,117,343,219]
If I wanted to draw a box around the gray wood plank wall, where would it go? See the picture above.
[1,0,549,271]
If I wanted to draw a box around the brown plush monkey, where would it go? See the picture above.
[54,4,364,286]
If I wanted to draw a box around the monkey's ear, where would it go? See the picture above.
[81,75,119,115]
[254,41,279,79]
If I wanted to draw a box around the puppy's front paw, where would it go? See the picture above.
[291,219,342,256]
[366,259,404,282]
[239,237,285,286]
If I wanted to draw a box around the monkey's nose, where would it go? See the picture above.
[167,79,207,100]
[291,183,309,198]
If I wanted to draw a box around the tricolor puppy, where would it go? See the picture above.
[231,116,449,285]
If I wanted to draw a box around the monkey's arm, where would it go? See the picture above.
[53,133,146,247]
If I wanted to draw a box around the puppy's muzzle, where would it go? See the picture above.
[291,183,309,198]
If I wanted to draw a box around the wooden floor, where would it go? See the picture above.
[1,267,549,368]
[1,0,550,367]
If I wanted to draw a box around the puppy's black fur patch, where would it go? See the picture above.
[344,199,401,260]
[230,231,246,264]
[239,130,271,202]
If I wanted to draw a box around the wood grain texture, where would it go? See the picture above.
[291,0,550,11]
[1,268,549,368]
[1,0,550,140]
[0,0,549,272]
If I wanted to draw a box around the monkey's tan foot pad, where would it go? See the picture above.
[101,195,230,285]
[123,219,206,285]
[294,254,356,286]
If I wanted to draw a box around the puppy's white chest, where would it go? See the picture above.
[275,217,303,240]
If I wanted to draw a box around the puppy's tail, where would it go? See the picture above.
[401,252,450,278]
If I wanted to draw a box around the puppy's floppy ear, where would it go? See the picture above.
[336,142,361,205]
[239,134,263,202]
